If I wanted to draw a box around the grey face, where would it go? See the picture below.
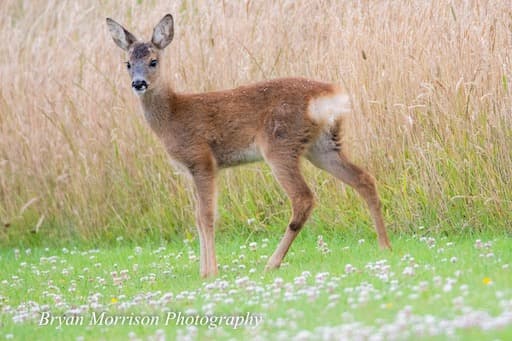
[126,43,160,95]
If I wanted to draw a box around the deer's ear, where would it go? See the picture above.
[106,18,138,51]
[152,14,174,50]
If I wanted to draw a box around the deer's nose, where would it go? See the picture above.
[132,80,147,91]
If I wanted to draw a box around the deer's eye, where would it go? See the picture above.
[149,59,158,67]
[126,62,131,69]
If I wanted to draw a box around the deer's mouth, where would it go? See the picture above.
[132,88,147,95]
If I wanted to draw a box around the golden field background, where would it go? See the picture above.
[0,0,511,244]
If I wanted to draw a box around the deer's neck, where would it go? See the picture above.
[139,84,176,135]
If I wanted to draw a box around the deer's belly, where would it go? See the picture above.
[215,143,263,168]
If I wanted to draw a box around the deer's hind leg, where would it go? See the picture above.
[307,130,391,250]
[258,107,322,270]
[263,151,315,270]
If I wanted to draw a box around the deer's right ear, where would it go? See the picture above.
[106,18,138,51]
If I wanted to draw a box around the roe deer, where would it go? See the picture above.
[106,14,391,278]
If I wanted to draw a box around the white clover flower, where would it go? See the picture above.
[403,266,415,276]
[345,264,355,274]
[249,242,258,251]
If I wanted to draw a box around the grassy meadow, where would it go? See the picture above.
[1,0,512,339]
[1,234,511,340]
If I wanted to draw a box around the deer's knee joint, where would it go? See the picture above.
[289,190,315,232]
[288,221,303,231]
[356,172,377,193]
[359,171,375,187]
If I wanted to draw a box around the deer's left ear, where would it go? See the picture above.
[106,18,138,51]
[152,14,174,50]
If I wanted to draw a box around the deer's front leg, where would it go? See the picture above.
[191,159,218,278]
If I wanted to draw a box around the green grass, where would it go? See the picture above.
[1,231,511,340]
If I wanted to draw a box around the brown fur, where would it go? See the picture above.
[131,43,152,59]
[107,14,391,278]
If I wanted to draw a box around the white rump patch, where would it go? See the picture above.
[307,92,351,125]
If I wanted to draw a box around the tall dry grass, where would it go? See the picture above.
[1,1,511,245]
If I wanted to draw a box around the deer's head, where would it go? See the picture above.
[106,14,174,95]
